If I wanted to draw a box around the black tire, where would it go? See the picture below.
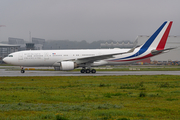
[91,69,96,73]
[80,69,85,73]
[21,70,25,73]
[86,69,91,73]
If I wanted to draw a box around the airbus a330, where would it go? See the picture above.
[3,21,174,73]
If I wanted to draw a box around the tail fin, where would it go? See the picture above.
[156,21,173,50]
[111,21,173,61]
[141,21,173,50]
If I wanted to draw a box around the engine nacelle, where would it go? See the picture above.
[54,61,77,71]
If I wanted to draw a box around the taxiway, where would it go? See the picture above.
[0,69,180,76]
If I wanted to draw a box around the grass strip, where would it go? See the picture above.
[0,75,180,119]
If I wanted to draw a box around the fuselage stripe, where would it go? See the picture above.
[109,53,153,62]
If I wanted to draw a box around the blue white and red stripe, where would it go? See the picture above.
[109,21,173,62]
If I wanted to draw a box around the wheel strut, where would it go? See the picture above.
[20,67,25,73]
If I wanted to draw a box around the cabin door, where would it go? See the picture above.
[18,53,23,60]
[44,52,49,61]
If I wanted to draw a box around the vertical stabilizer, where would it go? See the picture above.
[156,21,173,50]
[111,21,173,61]
[141,21,173,51]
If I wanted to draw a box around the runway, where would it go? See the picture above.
[0,69,180,76]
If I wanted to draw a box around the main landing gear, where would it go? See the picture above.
[80,68,96,74]
[20,67,25,73]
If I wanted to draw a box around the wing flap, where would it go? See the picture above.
[56,50,129,64]
[76,51,129,64]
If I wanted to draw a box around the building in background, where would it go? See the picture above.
[32,37,45,44]
[0,37,45,63]
[100,40,137,48]
[8,37,25,44]
[32,37,45,50]
[8,37,45,50]
[26,43,35,50]
[8,37,26,50]
[0,44,20,63]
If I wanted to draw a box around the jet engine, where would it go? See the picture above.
[54,61,77,71]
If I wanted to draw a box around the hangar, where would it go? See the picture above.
[0,44,20,63]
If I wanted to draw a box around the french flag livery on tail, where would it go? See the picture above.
[3,21,175,74]
[109,21,173,62]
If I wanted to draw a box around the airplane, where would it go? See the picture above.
[3,21,174,74]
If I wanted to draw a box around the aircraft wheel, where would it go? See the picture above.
[91,69,96,73]
[86,69,91,73]
[80,69,85,73]
[21,70,25,73]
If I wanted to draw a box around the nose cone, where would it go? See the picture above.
[3,57,10,64]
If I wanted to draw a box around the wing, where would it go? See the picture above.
[58,50,130,64]
[74,47,138,64]
[75,52,127,64]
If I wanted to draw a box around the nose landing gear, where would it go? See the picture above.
[20,67,25,73]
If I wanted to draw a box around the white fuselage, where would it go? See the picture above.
[3,21,173,71]
[3,48,142,67]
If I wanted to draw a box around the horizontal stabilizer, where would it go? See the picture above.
[151,47,177,55]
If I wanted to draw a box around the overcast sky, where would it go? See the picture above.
[0,0,180,42]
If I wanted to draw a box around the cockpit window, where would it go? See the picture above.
[8,55,13,57]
